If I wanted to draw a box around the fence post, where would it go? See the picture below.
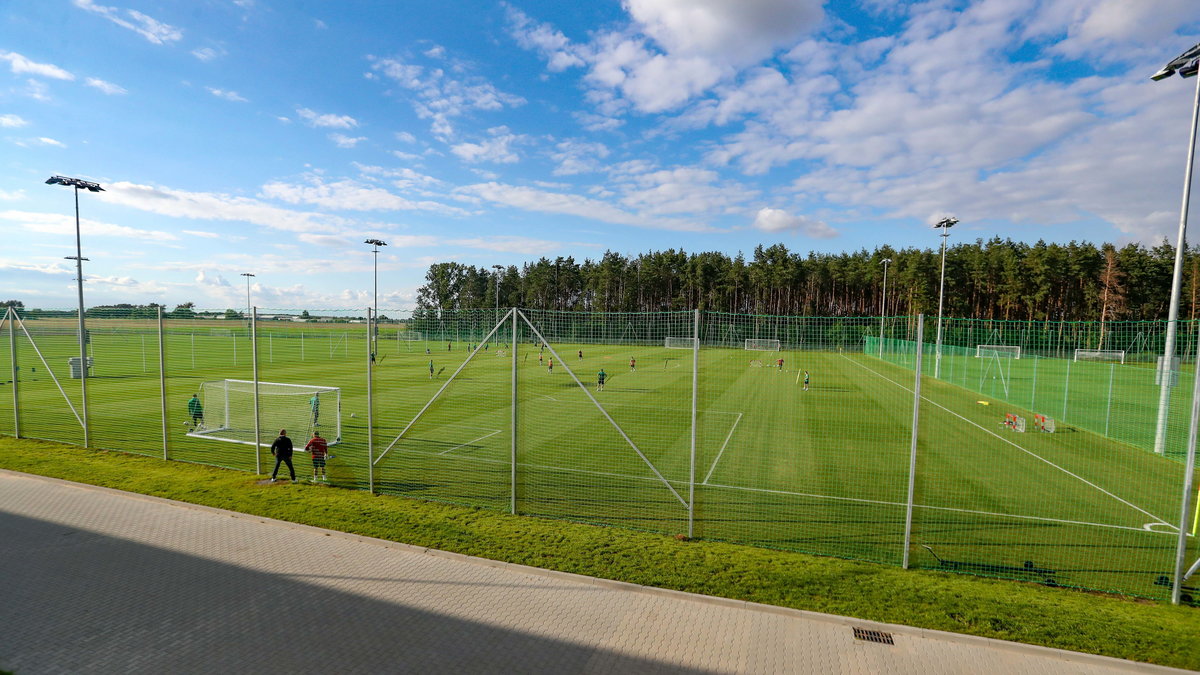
[158,306,168,461]
[8,307,18,438]
[1173,321,1200,604]
[367,308,374,495]
[689,308,699,539]
[903,314,925,569]
[511,307,518,515]
[1031,356,1038,411]
[251,307,261,474]
[1105,363,1115,437]
[1063,358,1071,421]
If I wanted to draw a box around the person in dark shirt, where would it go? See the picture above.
[270,428,296,482]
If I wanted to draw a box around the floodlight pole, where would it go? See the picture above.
[1153,52,1200,456]
[240,273,255,329]
[933,218,957,379]
[492,264,504,328]
[47,176,103,447]
[364,239,387,355]
[879,258,892,358]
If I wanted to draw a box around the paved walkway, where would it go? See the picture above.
[0,470,1189,674]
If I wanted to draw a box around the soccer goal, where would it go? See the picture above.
[1074,349,1125,364]
[665,336,698,349]
[745,339,781,351]
[187,380,341,446]
[975,345,1020,359]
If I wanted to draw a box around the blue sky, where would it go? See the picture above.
[2,0,1199,311]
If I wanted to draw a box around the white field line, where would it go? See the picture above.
[440,429,502,455]
[381,444,1165,535]
[702,413,743,485]
[840,354,1174,527]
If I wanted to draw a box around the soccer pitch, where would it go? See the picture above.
[1,315,1196,601]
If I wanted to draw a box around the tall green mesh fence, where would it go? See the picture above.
[3,306,1197,602]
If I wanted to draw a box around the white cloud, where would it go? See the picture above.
[448,236,563,255]
[551,139,610,175]
[506,6,585,72]
[297,107,358,129]
[207,87,247,102]
[0,114,28,128]
[0,51,74,80]
[298,233,351,248]
[450,129,522,163]
[181,229,222,239]
[191,47,220,62]
[73,0,183,45]
[329,133,366,148]
[617,167,753,216]
[751,207,837,238]
[14,137,65,148]
[0,210,179,242]
[260,176,467,215]
[394,131,417,143]
[0,189,25,200]
[626,0,823,65]
[97,181,347,234]
[369,56,524,139]
[459,182,715,232]
[86,77,127,95]
[195,269,230,288]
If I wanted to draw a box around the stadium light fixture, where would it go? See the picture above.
[240,273,255,324]
[1151,43,1200,459]
[46,175,104,448]
[364,239,387,352]
[879,258,893,358]
[933,217,958,379]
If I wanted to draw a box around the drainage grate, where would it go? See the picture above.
[852,627,895,645]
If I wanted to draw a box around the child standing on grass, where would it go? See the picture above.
[803,370,810,391]
[305,431,329,483]
[597,368,607,391]
[187,393,204,430]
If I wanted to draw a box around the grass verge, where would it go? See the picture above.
[2,436,1198,670]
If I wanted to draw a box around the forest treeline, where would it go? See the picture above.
[416,238,1200,322]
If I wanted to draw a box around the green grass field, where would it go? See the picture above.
[1,315,1197,602]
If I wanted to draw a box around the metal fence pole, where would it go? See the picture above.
[1173,320,1200,604]
[511,307,518,515]
[252,307,261,474]
[689,308,699,539]
[367,308,375,495]
[8,307,18,438]
[1031,356,1038,411]
[1105,363,1115,437]
[903,314,925,569]
[1062,358,1071,421]
[158,306,168,461]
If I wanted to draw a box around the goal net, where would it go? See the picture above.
[975,345,1020,359]
[397,330,424,341]
[745,339,781,351]
[188,380,341,446]
[665,336,697,349]
[1074,349,1125,364]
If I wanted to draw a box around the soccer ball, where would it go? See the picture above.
[350,413,357,418]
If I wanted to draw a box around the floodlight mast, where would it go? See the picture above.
[1151,45,1200,460]
[879,258,893,358]
[933,217,957,379]
[45,175,104,448]
[240,273,255,327]
[492,264,504,326]
[364,239,387,353]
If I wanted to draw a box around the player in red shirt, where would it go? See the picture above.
[629,357,636,372]
[305,431,330,482]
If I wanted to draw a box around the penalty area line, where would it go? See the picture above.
[702,412,743,485]
[440,429,502,455]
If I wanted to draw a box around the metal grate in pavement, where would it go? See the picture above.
[853,627,895,645]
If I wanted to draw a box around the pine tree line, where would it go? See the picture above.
[415,238,1200,322]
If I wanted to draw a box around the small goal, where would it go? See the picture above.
[975,345,1020,359]
[1074,349,1125,364]
[745,339,781,351]
[665,337,697,349]
[188,379,341,446]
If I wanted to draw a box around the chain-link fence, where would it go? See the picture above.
[3,306,1198,604]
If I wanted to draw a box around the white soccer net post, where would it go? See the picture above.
[188,379,341,446]
[1074,349,1125,364]
[975,344,1020,359]
[665,336,698,349]
[745,338,781,351]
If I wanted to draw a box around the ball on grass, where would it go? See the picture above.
[351,413,356,418]
[674,533,689,542]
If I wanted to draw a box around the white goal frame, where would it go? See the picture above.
[975,344,1020,359]
[1074,349,1125,364]
[665,336,698,349]
[188,379,341,446]
[745,338,781,351]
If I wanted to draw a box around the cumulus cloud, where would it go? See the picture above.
[73,0,182,45]
[459,182,715,232]
[626,0,823,66]
[260,176,467,215]
[0,210,179,242]
[751,207,837,238]
[329,133,366,148]
[296,107,358,129]
[450,128,523,163]
[0,114,28,128]
[369,55,524,139]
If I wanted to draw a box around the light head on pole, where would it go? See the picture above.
[1151,43,1200,80]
